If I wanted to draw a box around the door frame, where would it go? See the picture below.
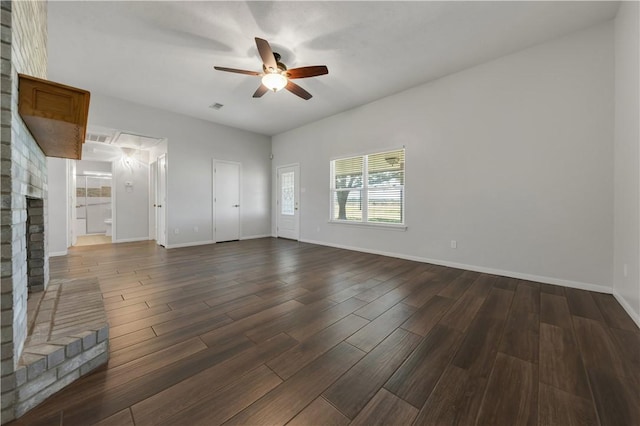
[212,159,242,242]
[276,163,300,241]
[110,161,116,242]
[68,160,76,247]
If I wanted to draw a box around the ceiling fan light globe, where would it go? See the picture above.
[262,73,287,92]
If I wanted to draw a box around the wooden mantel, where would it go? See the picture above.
[18,74,90,160]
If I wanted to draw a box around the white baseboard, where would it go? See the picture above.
[299,238,613,295]
[613,290,640,329]
[166,240,215,249]
[240,234,273,240]
[49,251,67,257]
[167,235,272,248]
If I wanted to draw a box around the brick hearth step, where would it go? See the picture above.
[13,278,109,417]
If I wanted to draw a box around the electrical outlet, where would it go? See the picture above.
[194,226,199,232]
[623,263,628,278]
[174,228,179,234]
[450,240,457,249]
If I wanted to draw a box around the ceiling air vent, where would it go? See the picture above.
[112,132,163,150]
[85,132,112,144]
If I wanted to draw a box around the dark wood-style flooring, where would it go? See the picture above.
[12,238,640,425]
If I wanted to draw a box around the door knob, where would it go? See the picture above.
[233,204,240,207]
[157,204,162,207]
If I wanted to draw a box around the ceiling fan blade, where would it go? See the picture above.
[285,81,312,100]
[286,65,329,79]
[253,84,269,98]
[214,66,261,76]
[255,37,277,71]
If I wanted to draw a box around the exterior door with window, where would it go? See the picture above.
[215,160,241,242]
[277,164,299,240]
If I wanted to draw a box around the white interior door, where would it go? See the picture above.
[214,160,240,242]
[156,154,167,246]
[149,160,157,240]
[277,164,300,240]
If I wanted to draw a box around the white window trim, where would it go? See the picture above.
[328,220,407,231]
[330,147,406,226]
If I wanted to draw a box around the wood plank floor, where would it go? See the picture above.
[74,235,112,247]
[11,238,639,426]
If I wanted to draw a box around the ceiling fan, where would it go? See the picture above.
[214,37,328,100]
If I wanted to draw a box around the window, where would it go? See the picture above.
[331,148,405,225]
[280,171,295,215]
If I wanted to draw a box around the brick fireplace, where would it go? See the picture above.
[1,3,109,422]
[1,1,50,422]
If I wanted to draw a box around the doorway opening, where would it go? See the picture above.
[74,171,112,247]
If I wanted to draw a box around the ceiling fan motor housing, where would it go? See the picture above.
[263,52,287,73]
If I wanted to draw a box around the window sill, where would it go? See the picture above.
[327,220,407,231]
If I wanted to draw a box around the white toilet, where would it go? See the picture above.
[104,218,112,236]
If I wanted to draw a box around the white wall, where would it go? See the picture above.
[76,160,111,174]
[47,158,69,255]
[114,152,149,242]
[272,22,614,291]
[614,2,640,324]
[87,94,272,246]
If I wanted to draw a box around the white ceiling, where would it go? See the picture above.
[47,1,619,136]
